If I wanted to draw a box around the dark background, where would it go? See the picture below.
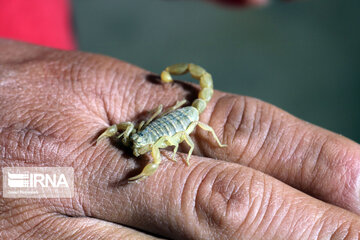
[72,0,360,142]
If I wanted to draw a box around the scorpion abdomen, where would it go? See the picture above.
[139,106,199,143]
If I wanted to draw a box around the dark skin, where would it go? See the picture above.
[1,39,360,239]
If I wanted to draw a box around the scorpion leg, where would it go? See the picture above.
[167,133,181,162]
[183,121,198,165]
[172,121,198,165]
[169,130,195,165]
[138,104,163,131]
[197,122,227,147]
[97,122,135,146]
[159,99,187,118]
[168,121,226,165]
[137,121,145,132]
[144,104,163,126]
[182,133,195,166]
[171,144,179,162]
[141,100,185,130]
[118,122,135,146]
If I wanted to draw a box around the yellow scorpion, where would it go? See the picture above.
[97,63,226,181]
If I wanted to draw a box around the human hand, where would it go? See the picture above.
[1,40,360,239]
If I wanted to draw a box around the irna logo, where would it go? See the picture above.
[7,172,69,188]
[2,167,74,198]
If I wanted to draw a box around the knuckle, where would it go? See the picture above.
[193,163,273,238]
[310,135,360,212]
[205,95,276,167]
[0,114,93,165]
[329,220,359,240]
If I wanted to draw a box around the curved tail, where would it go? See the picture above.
[160,63,214,114]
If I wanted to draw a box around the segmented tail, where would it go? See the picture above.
[160,63,214,114]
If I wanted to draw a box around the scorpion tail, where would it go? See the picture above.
[160,63,214,114]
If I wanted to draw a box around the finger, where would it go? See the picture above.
[194,93,360,215]
[0,202,163,239]
[57,151,360,240]
[35,217,164,240]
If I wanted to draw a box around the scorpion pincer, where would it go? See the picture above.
[97,63,226,181]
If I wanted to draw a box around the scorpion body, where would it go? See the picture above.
[97,63,226,181]
[131,106,199,147]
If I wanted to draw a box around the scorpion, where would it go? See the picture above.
[97,63,226,181]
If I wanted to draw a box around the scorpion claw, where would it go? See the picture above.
[128,163,159,182]
[97,124,118,144]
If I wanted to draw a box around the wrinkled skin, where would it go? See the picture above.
[1,40,360,239]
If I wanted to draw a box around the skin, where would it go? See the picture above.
[1,39,360,239]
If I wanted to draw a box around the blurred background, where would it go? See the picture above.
[73,0,360,142]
